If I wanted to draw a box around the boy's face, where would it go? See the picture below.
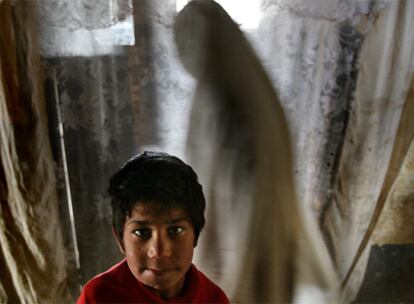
[116,203,195,299]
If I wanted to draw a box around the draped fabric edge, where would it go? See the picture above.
[0,1,71,302]
[341,75,414,296]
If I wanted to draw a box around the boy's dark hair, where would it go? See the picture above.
[108,151,206,246]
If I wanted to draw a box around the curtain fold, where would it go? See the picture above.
[0,1,71,302]
[319,1,414,300]
[372,78,414,245]
[353,77,414,302]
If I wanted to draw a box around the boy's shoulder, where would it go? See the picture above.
[77,259,136,304]
[85,259,126,287]
[189,264,230,303]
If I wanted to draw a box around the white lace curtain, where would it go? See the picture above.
[38,0,132,30]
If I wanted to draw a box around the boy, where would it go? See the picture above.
[77,151,229,303]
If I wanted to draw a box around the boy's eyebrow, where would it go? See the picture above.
[126,218,190,226]
[127,220,150,226]
[169,218,189,224]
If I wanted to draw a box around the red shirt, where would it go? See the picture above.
[77,259,229,303]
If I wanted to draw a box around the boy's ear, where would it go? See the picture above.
[112,225,125,254]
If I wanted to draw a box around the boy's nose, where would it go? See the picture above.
[147,233,172,259]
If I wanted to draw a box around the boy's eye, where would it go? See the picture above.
[168,226,184,235]
[133,228,151,238]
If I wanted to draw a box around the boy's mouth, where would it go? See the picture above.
[146,267,173,274]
